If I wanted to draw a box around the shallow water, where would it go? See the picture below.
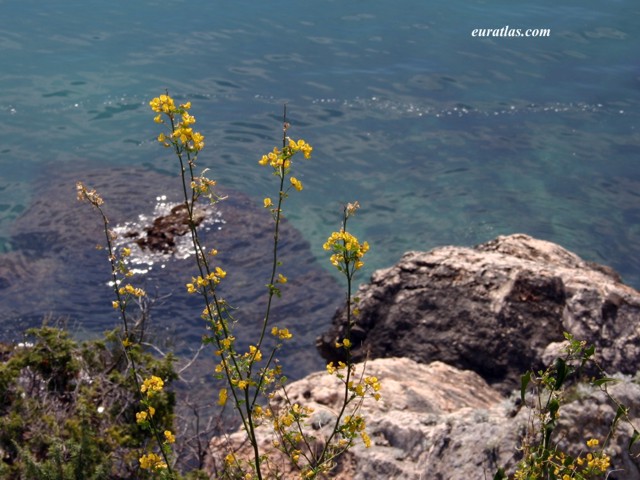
[1,1,639,357]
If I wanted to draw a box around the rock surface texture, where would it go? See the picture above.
[317,234,640,393]
[207,234,640,479]
[206,357,640,479]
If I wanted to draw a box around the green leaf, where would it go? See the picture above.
[554,358,568,390]
[629,429,640,451]
[521,371,532,402]
[592,377,620,387]
[493,468,507,480]
[613,404,628,426]
[548,398,560,420]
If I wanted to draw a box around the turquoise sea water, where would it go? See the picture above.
[1,1,639,345]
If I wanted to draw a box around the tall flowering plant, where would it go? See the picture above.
[149,94,381,479]
[79,93,381,479]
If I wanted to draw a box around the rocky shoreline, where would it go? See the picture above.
[208,234,640,478]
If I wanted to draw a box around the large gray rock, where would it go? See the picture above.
[317,234,640,393]
[205,357,640,479]
[205,358,504,478]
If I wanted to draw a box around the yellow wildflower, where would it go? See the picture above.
[139,452,167,471]
[271,327,293,340]
[237,380,249,390]
[249,345,263,362]
[215,266,227,278]
[218,388,228,406]
[164,430,176,444]
[149,94,176,115]
[140,375,164,395]
[118,284,146,297]
[290,176,303,191]
[323,229,369,271]
[181,112,196,126]
[361,431,372,448]
[263,197,273,208]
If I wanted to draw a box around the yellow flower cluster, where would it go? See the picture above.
[326,361,348,375]
[273,403,313,432]
[186,267,227,293]
[164,430,176,444]
[190,174,217,198]
[149,94,205,152]
[258,138,312,195]
[218,388,228,406]
[248,345,263,362]
[220,335,235,351]
[149,94,175,114]
[141,375,164,396]
[271,326,293,340]
[517,437,611,479]
[258,146,286,169]
[586,438,599,448]
[364,375,382,401]
[288,138,313,158]
[290,176,303,191]
[232,378,251,390]
[135,406,155,424]
[139,452,167,471]
[172,119,205,152]
[118,283,146,298]
[323,229,370,271]
[342,415,371,447]
[576,451,611,471]
[346,375,382,401]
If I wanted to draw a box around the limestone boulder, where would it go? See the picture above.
[317,234,640,393]
[205,357,640,479]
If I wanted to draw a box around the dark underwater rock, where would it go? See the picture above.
[0,167,341,377]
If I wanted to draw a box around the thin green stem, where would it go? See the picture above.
[90,201,174,477]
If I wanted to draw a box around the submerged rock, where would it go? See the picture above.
[317,234,640,393]
[128,203,206,253]
[0,167,341,377]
